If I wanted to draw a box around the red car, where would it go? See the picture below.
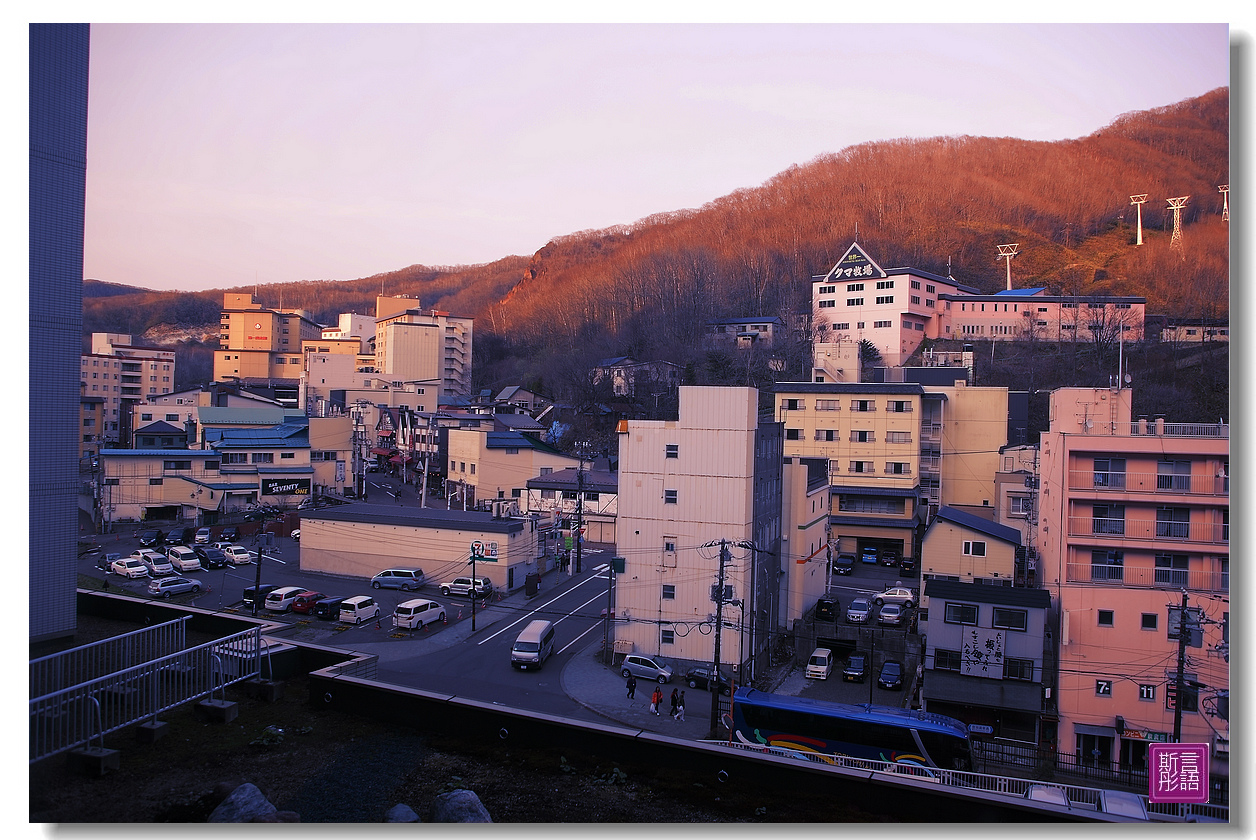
[290,591,326,615]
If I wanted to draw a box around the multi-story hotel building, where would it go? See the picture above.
[614,387,783,682]
[374,295,473,401]
[214,293,323,383]
[1037,387,1228,786]
[80,333,177,451]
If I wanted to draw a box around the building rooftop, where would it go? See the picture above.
[925,579,1050,609]
[933,506,1022,545]
[303,503,525,534]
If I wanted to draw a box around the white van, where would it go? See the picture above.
[339,595,381,624]
[393,598,446,629]
[510,620,555,670]
[165,545,202,573]
[805,647,833,680]
[264,586,305,612]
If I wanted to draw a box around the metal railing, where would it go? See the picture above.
[1064,563,1227,592]
[29,626,263,764]
[30,616,189,698]
[1070,470,1228,496]
[1068,516,1227,545]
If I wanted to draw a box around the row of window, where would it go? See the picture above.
[780,399,913,412]
[942,601,1027,630]
[85,359,172,369]
[785,428,914,444]
[933,649,1035,680]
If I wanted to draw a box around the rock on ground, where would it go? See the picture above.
[430,789,492,823]
[207,783,277,823]
[385,803,421,822]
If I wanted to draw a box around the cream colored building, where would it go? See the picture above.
[781,457,832,625]
[614,386,783,681]
[374,295,473,400]
[298,505,541,593]
[919,506,1022,604]
[80,333,177,447]
[215,293,323,382]
[446,428,579,506]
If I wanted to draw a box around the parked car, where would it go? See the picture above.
[290,529,300,542]
[843,653,868,682]
[264,586,305,612]
[814,597,838,622]
[861,545,878,564]
[880,548,899,567]
[898,554,917,574]
[873,586,916,608]
[439,576,492,597]
[683,666,732,695]
[132,549,172,577]
[220,526,239,541]
[339,595,381,624]
[165,546,202,573]
[877,659,904,690]
[313,596,349,619]
[98,552,122,572]
[371,567,426,591]
[138,529,164,547]
[846,597,873,624]
[194,527,212,544]
[109,557,149,579]
[193,546,228,570]
[620,654,673,684]
[878,603,905,626]
[148,576,201,598]
[392,598,446,629]
[222,545,254,565]
[833,553,855,575]
[290,591,326,614]
[805,647,834,680]
[166,527,195,546]
[241,584,279,611]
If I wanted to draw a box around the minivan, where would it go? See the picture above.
[194,527,212,544]
[339,595,381,624]
[165,545,202,573]
[264,586,305,612]
[166,527,195,546]
[370,567,426,591]
[313,596,348,619]
[242,584,279,612]
[806,647,833,680]
[393,598,446,629]
[510,620,555,670]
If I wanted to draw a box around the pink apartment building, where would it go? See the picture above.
[1037,387,1228,796]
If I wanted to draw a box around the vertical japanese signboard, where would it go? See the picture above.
[1148,743,1210,804]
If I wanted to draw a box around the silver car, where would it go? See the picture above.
[873,586,916,609]
[878,603,905,626]
[148,576,201,598]
[620,654,673,684]
[846,597,873,624]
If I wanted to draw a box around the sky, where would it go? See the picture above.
[80,20,1235,293]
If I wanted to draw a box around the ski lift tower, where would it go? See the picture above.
[1167,196,1190,252]
[997,244,1019,290]
[1219,185,1229,222]
[1129,194,1148,245]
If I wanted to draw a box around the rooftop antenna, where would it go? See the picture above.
[1129,194,1148,245]
[854,222,859,243]
[1218,185,1229,222]
[997,244,1019,290]
[1167,196,1189,252]
[947,255,953,279]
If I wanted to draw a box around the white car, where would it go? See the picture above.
[264,586,305,612]
[131,548,172,576]
[211,541,234,551]
[166,546,203,573]
[222,545,254,565]
[109,557,149,579]
[290,529,300,542]
[194,527,212,544]
[873,586,916,609]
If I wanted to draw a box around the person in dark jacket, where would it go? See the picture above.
[669,688,679,717]
[626,674,637,700]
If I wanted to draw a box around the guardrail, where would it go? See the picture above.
[29,626,263,764]
[30,616,190,698]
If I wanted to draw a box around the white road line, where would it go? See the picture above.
[475,573,608,646]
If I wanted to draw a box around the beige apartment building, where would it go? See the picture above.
[374,295,473,400]
[613,387,783,682]
[781,457,833,625]
[80,333,177,450]
[446,428,580,507]
[1037,387,1228,783]
[214,293,323,382]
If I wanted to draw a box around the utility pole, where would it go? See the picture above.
[603,557,621,665]
[710,539,729,733]
[419,413,435,508]
[470,548,479,631]
[575,456,585,574]
[1173,590,1190,742]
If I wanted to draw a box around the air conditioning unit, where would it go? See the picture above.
[1216,738,1229,756]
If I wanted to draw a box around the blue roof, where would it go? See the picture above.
[932,506,1022,545]
[993,287,1049,296]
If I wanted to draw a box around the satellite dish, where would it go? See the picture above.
[1124,373,1132,383]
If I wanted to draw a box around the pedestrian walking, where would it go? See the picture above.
[626,674,637,700]
[674,691,685,722]
[650,686,663,716]
[669,688,679,717]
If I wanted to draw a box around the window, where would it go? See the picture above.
[876,280,894,289]
[1141,613,1159,631]
[1092,503,1125,535]
[140,413,152,421]
[832,323,850,331]
[661,629,675,645]
[1005,658,1034,681]
[1009,495,1032,516]
[162,460,192,471]
[251,453,274,464]
[849,461,874,474]
[665,444,678,459]
[819,285,835,294]
[1093,457,1126,488]
[962,540,987,557]
[814,429,837,441]
[165,413,179,421]
[846,283,864,292]
[1090,549,1124,582]
[992,608,1028,631]
[851,399,874,412]
[785,429,801,440]
[944,603,978,625]
[280,452,295,459]
[885,462,911,475]
[662,584,675,600]
[887,400,911,413]
[664,489,677,504]
[148,478,163,485]
[1155,553,1189,587]
[1095,680,1113,696]
[850,430,873,443]
[1157,460,1191,492]
[875,296,894,305]
[925,299,936,308]
[1156,506,1190,539]
[926,284,936,293]
[886,431,912,443]
[815,399,840,411]
[310,451,337,461]
[1097,610,1114,627]
[222,452,248,464]
[847,298,864,307]
[818,300,836,308]
[934,649,961,671]
[911,295,921,305]
[782,399,803,411]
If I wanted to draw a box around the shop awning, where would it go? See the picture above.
[371,448,394,456]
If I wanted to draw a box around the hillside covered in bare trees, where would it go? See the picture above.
[84,88,1228,407]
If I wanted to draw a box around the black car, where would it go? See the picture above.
[833,553,856,575]
[166,527,195,546]
[194,546,228,569]
[683,666,733,695]
[878,660,904,690]
[138,529,164,547]
[898,554,917,574]
[814,597,839,622]
[843,653,868,683]
[220,526,239,542]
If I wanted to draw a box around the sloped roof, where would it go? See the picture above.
[925,579,1050,609]
[198,405,287,426]
[134,421,186,435]
[932,506,1022,545]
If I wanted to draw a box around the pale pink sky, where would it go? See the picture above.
[82,22,1233,292]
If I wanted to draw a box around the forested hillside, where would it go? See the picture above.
[83,88,1228,411]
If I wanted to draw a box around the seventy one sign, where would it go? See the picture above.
[261,478,311,496]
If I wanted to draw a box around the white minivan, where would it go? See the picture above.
[264,586,305,612]
[806,647,833,680]
[510,620,555,670]
[339,595,381,624]
[392,598,446,629]
[166,545,202,573]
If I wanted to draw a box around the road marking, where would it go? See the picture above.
[475,573,608,646]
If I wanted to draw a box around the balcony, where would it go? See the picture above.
[1065,563,1227,592]
[1070,469,1228,496]
[1068,516,1228,545]
[1126,420,1228,439]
